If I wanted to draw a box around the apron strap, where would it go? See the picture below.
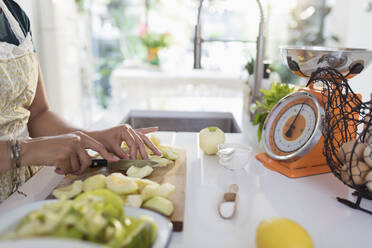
[0,0,26,43]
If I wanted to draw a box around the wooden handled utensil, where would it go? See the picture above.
[218,184,239,219]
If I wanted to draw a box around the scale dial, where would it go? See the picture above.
[262,91,324,161]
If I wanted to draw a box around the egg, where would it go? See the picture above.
[340,160,371,186]
[365,170,372,180]
[340,164,352,185]
[350,161,370,185]
[337,141,366,163]
[363,144,372,168]
[367,182,372,191]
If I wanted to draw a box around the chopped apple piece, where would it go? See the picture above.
[83,174,106,192]
[156,183,176,198]
[125,194,143,208]
[126,165,154,179]
[140,182,175,200]
[149,156,172,167]
[141,184,160,201]
[106,173,138,195]
[159,145,179,160]
[52,180,83,200]
[143,196,174,216]
[149,134,161,147]
[145,144,155,156]
[136,178,159,191]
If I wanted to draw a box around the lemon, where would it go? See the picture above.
[256,218,314,248]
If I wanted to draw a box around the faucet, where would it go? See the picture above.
[193,0,265,103]
[193,0,204,70]
[252,0,265,103]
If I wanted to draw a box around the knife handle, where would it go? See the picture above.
[90,159,108,168]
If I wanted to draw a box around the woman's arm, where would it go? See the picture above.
[26,65,117,161]
[27,65,80,137]
[0,134,94,175]
[28,65,161,160]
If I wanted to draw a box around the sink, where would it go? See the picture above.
[122,110,241,133]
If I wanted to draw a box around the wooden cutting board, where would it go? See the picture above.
[47,149,186,232]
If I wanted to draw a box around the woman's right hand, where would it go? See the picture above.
[19,132,118,175]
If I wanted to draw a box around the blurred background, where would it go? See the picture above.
[16,0,372,128]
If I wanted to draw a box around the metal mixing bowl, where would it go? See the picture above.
[280,46,372,78]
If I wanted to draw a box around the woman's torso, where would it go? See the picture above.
[0,0,39,203]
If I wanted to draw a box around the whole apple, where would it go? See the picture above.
[199,126,226,155]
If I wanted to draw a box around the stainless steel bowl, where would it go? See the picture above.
[280,46,372,78]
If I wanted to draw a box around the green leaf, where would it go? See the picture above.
[259,112,268,123]
[253,113,262,125]
[260,89,270,95]
[255,100,266,110]
[251,82,294,142]
[257,123,263,142]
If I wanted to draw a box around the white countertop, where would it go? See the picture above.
[1,129,372,248]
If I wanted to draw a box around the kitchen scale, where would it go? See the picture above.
[256,46,372,178]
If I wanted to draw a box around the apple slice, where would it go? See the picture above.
[143,196,174,216]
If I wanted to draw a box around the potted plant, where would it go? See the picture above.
[139,27,172,65]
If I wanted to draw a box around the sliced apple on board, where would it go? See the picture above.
[135,178,159,191]
[124,194,143,208]
[83,174,106,192]
[159,145,179,160]
[143,196,174,217]
[141,184,159,201]
[156,183,175,198]
[52,180,83,200]
[126,165,154,179]
[149,156,172,167]
[106,173,138,194]
[141,183,175,201]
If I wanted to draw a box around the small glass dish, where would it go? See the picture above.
[217,143,252,170]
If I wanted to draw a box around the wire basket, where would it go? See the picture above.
[307,67,372,213]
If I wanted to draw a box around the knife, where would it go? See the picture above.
[90,159,158,172]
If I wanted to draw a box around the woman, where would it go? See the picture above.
[0,0,161,203]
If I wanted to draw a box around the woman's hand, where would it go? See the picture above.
[87,125,162,160]
[20,132,117,175]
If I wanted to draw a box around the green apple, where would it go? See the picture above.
[199,126,225,155]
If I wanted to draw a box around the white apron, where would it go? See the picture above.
[0,0,39,203]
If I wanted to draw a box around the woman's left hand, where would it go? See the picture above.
[87,125,162,160]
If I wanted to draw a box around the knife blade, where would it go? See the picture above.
[90,159,158,172]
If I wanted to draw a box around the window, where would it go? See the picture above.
[86,0,335,108]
